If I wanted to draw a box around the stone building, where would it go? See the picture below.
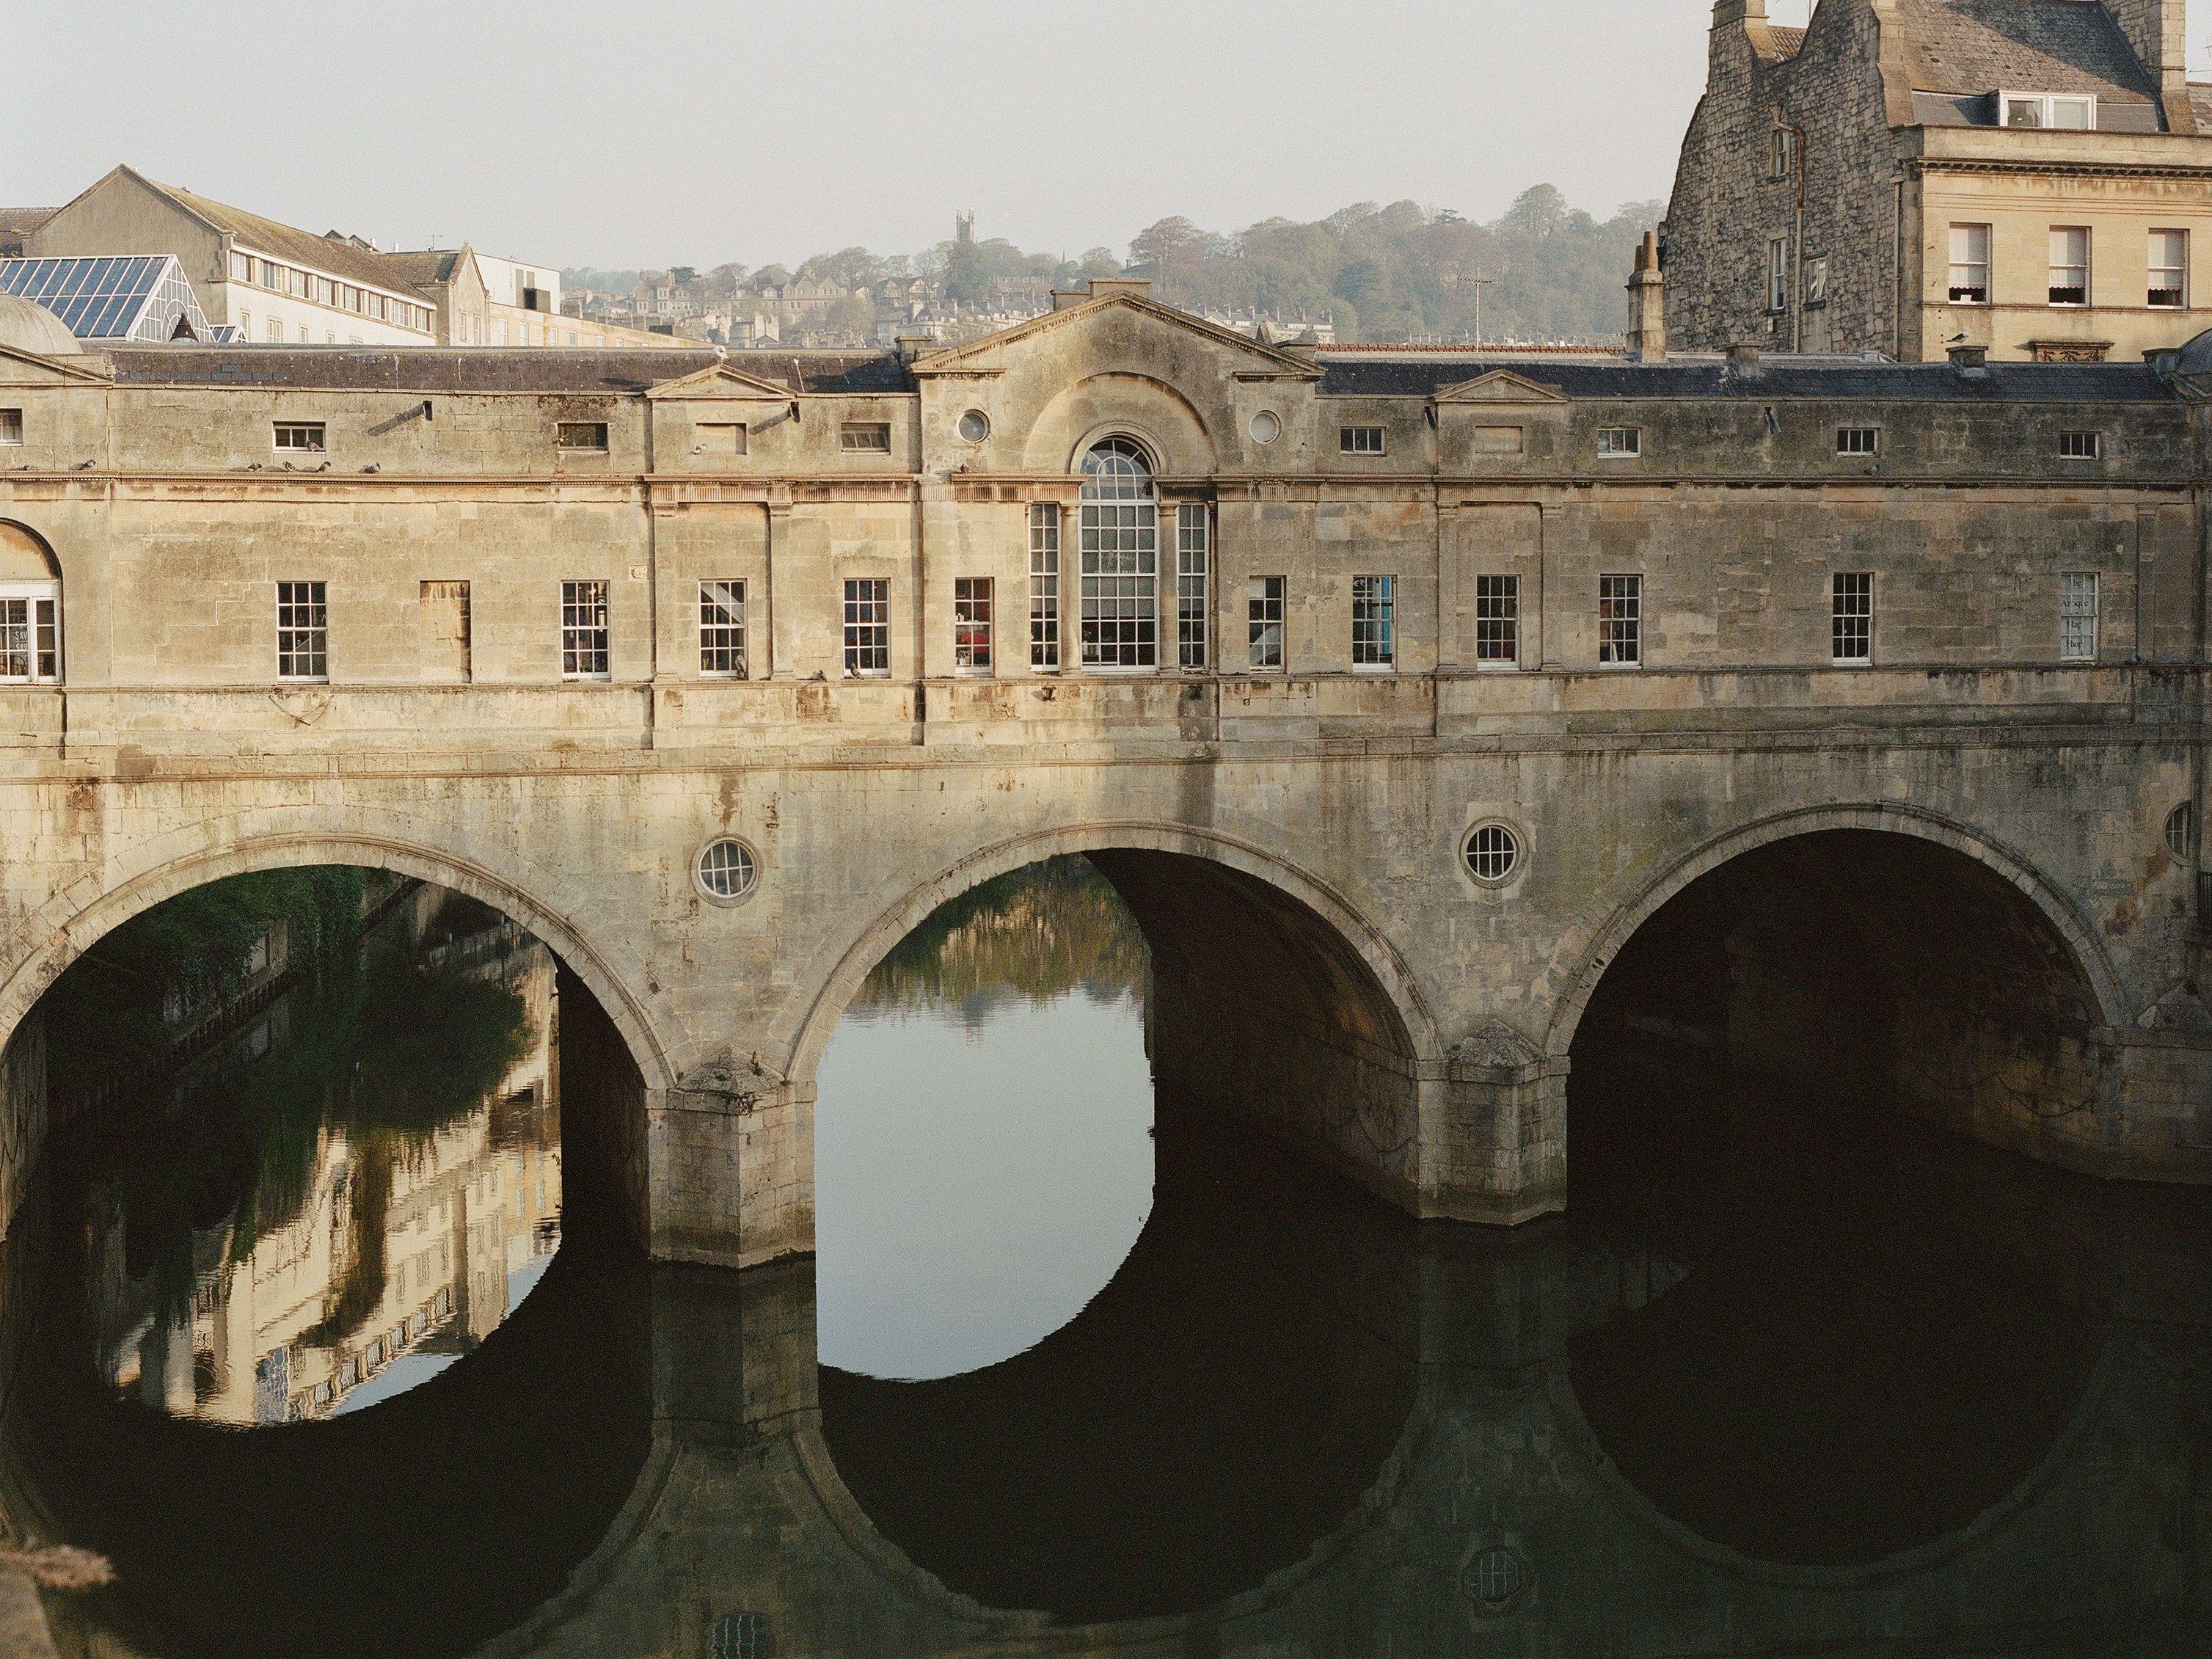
[1665,0,2212,361]
[0,275,2205,1271]
[28,166,439,347]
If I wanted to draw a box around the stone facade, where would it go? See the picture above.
[1666,1,2212,362]
[0,280,2205,1269]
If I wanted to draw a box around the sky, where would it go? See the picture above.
[10,1,1819,271]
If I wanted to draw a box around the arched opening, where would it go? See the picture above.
[811,842,1426,1382]
[0,522,62,685]
[5,862,649,1429]
[1567,825,2112,1180]
[808,844,1427,1618]
[1078,437,1161,669]
[1560,825,2113,1565]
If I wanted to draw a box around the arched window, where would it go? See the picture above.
[0,523,59,685]
[1078,437,1159,669]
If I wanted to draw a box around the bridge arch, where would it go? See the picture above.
[786,820,1445,1215]
[1545,802,2127,1062]
[0,810,677,1093]
[788,820,1443,1087]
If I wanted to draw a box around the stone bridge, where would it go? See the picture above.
[0,282,2208,1267]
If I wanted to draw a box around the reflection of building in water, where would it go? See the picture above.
[95,925,565,1426]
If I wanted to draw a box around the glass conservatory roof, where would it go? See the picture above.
[0,255,216,343]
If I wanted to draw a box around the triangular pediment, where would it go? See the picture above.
[646,361,793,400]
[912,293,1321,380]
[1434,369,1569,406]
[0,343,114,387]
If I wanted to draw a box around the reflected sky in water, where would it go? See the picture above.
[818,991,1154,1379]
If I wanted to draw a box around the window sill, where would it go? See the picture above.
[1831,658,1874,668]
[1474,661,1522,672]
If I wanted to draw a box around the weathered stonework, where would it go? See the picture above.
[1666,1,2212,362]
[0,284,2205,1267]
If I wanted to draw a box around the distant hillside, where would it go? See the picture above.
[564,186,1662,347]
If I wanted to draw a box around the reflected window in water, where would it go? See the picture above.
[36,871,571,1425]
[816,857,1156,1379]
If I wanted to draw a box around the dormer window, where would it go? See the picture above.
[2002,92,2095,131]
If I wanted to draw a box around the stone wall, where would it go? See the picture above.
[0,1010,43,1248]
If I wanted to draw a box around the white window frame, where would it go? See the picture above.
[842,577,891,678]
[1247,576,1285,671]
[2002,92,2095,131]
[561,579,610,681]
[1767,236,1791,314]
[555,421,610,452]
[276,580,328,682]
[698,579,747,678]
[1351,574,1396,671]
[1475,574,1519,669]
[2150,229,2189,309]
[1836,426,1880,457]
[2059,572,2099,662]
[0,582,60,685]
[1078,438,1159,671]
[1599,574,1643,668]
[1029,503,1062,671]
[839,421,892,455]
[1831,571,1875,666]
[1949,224,1991,305]
[1596,426,1641,459]
[1339,425,1387,457]
[1175,503,1211,671]
[2050,226,2091,307]
[273,421,325,453]
[0,408,21,447]
[954,575,994,674]
[2057,430,2103,460]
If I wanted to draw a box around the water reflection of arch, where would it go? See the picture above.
[3,1238,654,1659]
[0,810,677,1093]
[804,1120,1433,1630]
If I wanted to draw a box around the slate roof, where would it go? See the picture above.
[1764,24,1808,62]
[0,208,56,241]
[131,172,431,299]
[1894,0,2157,103]
[1315,356,2177,403]
[378,249,466,288]
[102,346,913,395]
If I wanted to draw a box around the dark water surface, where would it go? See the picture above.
[4,860,2208,1658]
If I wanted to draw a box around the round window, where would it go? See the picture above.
[1464,824,1522,886]
[1249,409,1282,446]
[696,838,759,903]
[2167,802,2197,864]
[957,409,990,445]
[1464,1546,1527,1608]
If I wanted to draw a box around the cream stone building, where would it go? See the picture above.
[0,275,2205,1275]
[1668,0,2212,362]
[28,166,438,347]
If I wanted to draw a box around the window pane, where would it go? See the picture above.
[1599,575,1642,666]
[1176,503,1209,670]
[954,577,993,671]
[277,580,329,680]
[1029,503,1061,670]
[1832,572,1874,663]
[1475,575,1519,666]
[2060,572,2098,661]
[562,580,610,679]
[843,578,890,677]
[1078,440,1158,668]
[699,580,747,677]
[1351,575,1395,666]
[1247,577,1285,669]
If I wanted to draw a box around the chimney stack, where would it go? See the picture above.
[2106,2,2198,134]
[1712,0,1767,23]
[1627,232,1668,362]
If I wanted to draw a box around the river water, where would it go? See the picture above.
[2,859,2207,1657]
